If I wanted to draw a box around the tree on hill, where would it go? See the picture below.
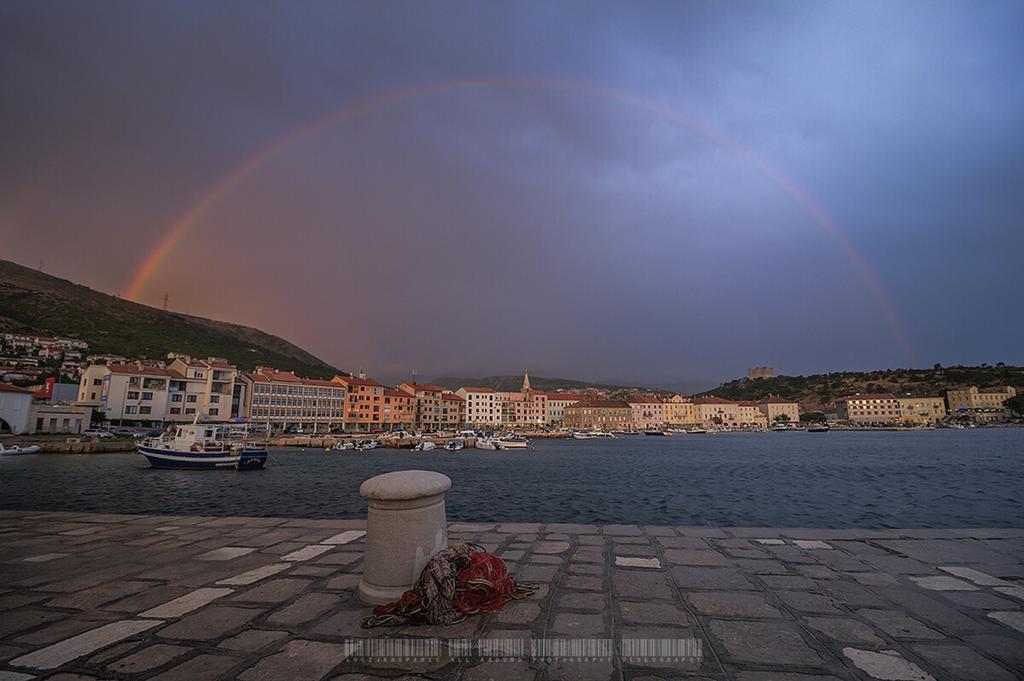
[1007,395,1024,417]
[800,411,826,423]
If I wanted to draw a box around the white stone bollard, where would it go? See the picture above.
[357,469,453,605]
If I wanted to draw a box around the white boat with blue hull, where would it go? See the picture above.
[138,423,268,471]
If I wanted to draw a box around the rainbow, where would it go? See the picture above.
[124,76,913,356]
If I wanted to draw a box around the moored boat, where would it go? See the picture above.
[686,427,707,434]
[0,443,41,456]
[644,430,671,436]
[475,437,498,450]
[138,424,267,470]
[807,423,831,432]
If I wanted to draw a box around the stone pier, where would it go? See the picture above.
[1,511,1022,680]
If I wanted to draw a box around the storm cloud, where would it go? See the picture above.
[2,0,1022,387]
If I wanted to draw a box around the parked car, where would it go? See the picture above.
[112,428,135,438]
[83,429,114,438]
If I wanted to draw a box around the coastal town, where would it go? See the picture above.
[0,333,1020,439]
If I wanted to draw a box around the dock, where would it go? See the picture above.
[1,511,1022,679]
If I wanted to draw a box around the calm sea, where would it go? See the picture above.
[2,430,1022,527]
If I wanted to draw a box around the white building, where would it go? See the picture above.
[545,393,584,426]
[242,368,346,432]
[455,387,503,426]
[78,363,177,424]
[0,382,34,434]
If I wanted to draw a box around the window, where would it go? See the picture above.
[127,391,139,400]
[210,395,219,403]
[185,408,196,414]
[93,378,102,386]
[125,405,137,414]
[186,394,198,403]
[171,394,182,402]
[209,408,219,416]
[142,392,153,401]
[170,407,181,414]
[140,406,151,414]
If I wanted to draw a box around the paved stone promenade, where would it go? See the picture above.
[1,512,1023,681]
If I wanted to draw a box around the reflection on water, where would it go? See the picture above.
[1,430,1022,527]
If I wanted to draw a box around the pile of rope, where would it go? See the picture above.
[362,542,536,628]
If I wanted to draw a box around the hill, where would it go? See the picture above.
[703,365,1024,404]
[430,374,647,392]
[0,259,341,379]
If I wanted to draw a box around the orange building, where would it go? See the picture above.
[441,392,465,428]
[332,374,385,431]
[382,388,415,430]
[398,382,445,432]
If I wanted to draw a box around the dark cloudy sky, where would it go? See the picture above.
[3,1,1023,388]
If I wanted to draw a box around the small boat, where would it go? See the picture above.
[572,432,595,440]
[644,430,671,436]
[138,423,267,470]
[772,422,791,431]
[807,423,830,432]
[686,427,707,434]
[444,440,463,451]
[0,443,41,456]
[668,428,688,435]
[475,437,498,450]
[354,439,380,451]
[414,441,437,451]
[496,437,529,449]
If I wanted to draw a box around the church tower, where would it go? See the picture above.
[522,371,531,393]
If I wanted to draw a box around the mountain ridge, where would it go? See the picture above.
[0,259,342,379]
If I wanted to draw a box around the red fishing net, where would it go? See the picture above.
[362,542,535,627]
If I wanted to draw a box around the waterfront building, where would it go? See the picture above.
[441,392,465,428]
[0,382,34,434]
[737,401,770,429]
[663,395,697,426]
[834,393,902,424]
[898,396,947,424]
[332,374,385,431]
[757,395,800,424]
[498,389,547,427]
[626,394,665,430]
[77,362,177,423]
[165,356,238,422]
[564,398,632,431]
[456,387,503,427]
[946,386,1016,421]
[243,368,345,432]
[692,396,741,427]
[382,388,415,430]
[544,393,585,426]
[398,382,445,431]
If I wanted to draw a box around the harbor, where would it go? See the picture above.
[3,430,1023,528]
[1,510,1022,680]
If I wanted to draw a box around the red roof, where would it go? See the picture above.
[546,393,586,401]
[567,398,630,408]
[626,394,664,404]
[693,396,736,405]
[0,382,32,394]
[442,392,464,401]
[401,382,445,393]
[384,389,412,399]
[248,370,339,388]
[458,386,496,393]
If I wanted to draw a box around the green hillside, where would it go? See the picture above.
[703,365,1024,404]
[0,259,341,379]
